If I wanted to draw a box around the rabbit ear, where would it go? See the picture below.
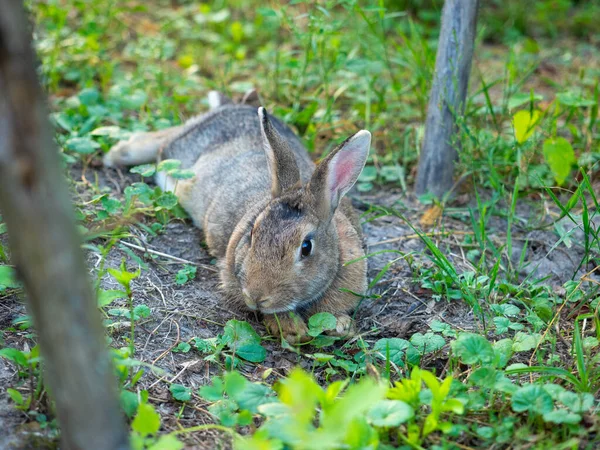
[258,107,301,198]
[242,89,262,107]
[308,130,371,221]
[207,90,233,109]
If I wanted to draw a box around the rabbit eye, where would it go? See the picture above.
[300,238,313,258]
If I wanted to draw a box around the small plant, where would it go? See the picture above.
[193,319,268,367]
[107,260,141,368]
[175,264,196,285]
[130,396,184,450]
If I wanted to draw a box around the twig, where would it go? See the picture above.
[371,230,474,247]
[119,240,218,272]
[152,319,181,366]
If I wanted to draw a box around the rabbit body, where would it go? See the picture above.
[104,94,370,342]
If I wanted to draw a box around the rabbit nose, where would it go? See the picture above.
[242,288,274,311]
[242,288,257,310]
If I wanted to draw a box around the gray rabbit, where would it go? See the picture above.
[104,91,370,343]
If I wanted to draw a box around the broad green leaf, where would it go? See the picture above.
[6,388,24,405]
[107,262,140,289]
[508,92,543,110]
[330,358,358,372]
[209,399,238,427]
[168,169,196,180]
[65,137,101,154]
[345,416,379,449]
[367,400,414,427]
[311,353,335,363]
[513,110,540,143]
[512,332,541,352]
[308,312,337,336]
[258,402,291,418]
[120,390,140,418]
[100,196,122,215]
[324,379,349,405]
[132,402,161,436]
[90,125,123,137]
[429,320,457,337]
[442,398,464,414]
[358,165,377,182]
[223,320,261,347]
[491,304,521,317]
[234,429,283,450]
[511,384,553,415]
[194,338,217,354]
[147,434,184,450]
[0,348,28,366]
[157,159,182,172]
[236,344,266,363]
[133,304,151,319]
[130,164,156,177]
[451,333,494,365]
[175,265,196,285]
[172,342,191,353]
[373,338,410,366]
[97,289,126,307]
[493,317,510,334]
[542,383,566,400]
[357,182,373,192]
[170,383,192,402]
[154,192,179,209]
[556,91,596,107]
[199,377,225,401]
[422,413,438,436]
[558,391,594,413]
[234,383,274,413]
[78,87,100,105]
[542,410,582,424]
[224,371,247,399]
[469,367,498,389]
[277,368,322,426]
[0,266,20,290]
[410,332,445,353]
[493,338,514,368]
[543,137,575,185]
[476,426,495,439]
[380,165,402,182]
[124,182,154,204]
[320,377,387,437]
[123,89,148,109]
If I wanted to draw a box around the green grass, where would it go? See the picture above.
[0,0,599,448]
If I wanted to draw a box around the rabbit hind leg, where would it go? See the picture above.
[103,126,185,168]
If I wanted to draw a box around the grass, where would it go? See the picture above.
[0,0,599,448]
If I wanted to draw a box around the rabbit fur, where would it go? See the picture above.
[104,91,370,343]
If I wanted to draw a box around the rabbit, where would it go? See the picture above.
[103,90,371,343]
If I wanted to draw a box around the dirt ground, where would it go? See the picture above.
[0,163,591,449]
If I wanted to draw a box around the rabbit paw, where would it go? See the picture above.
[326,314,355,338]
[264,313,310,345]
[103,134,141,167]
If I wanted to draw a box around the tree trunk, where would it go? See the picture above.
[0,5,129,450]
[415,0,479,198]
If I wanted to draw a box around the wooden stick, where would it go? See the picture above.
[119,240,218,272]
[415,0,479,197]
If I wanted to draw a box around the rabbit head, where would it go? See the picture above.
[223,108,371,314]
